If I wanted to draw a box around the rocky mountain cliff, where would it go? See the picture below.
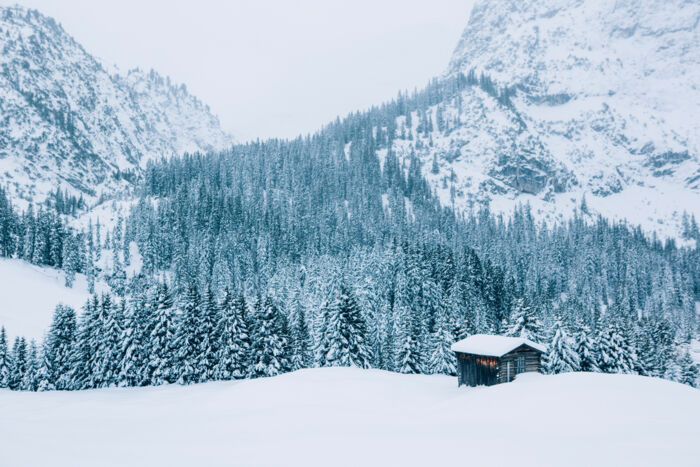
[0,6,233,203]
[389,0,700,238]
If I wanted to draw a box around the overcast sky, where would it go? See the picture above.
[5,0,474,141]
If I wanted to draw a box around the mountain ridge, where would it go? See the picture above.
[389,0,700,239]
[0,5,234,204]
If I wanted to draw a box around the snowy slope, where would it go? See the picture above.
[0,368,697,467]
[0,258,105,341]
[391,0,700,238]
[0,6,233,204]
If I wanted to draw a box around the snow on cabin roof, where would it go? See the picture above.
[450,334,546,357]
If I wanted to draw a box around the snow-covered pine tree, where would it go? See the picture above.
[0,326,10,388]
[174,283,203,385]
[94,219,102,262]
[395,306,423,374]
[678,350,698,388]
[42,304,77,390]
[93,293,123,387]
[573,324,599,372]
[380,320,395,372]
[68,296,101,389]
[61,235,78,288]
[109,248,127,297]
[505,297,544,342]
[21,204,35,262]
[147,283,177,385]
[543,320,580,374]
[290,301,312,371]
[118,290,150,387]
[595,320,637,374]
[320,284,372,369]
[20,340,40,391]
[198,286,219,382]
[213,289,251,380]
[651,318,676,379]
[634,320,656,377]
[431,152,439,175]
[9,336,27,390]
[85,221,95,294]
[428,319,457,376]
[250,295,291,378]
[36,351,52,392]
[314,298,331,367]
[122,218,131,267]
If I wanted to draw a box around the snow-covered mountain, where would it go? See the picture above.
[0,6,233,203]
[392,0,700,238]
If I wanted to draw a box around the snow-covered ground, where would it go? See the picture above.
[0,368,697,467]
[0,258,105,341]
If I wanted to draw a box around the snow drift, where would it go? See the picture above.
[0,367,697,467]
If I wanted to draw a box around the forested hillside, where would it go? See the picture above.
[0,73,698,391]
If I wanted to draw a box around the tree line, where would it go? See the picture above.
[0,277,697,391]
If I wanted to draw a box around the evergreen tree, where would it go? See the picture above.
[395,307,423,374]
[544,321,580,374]
[0,327,11,388]
[43,305,77,390]
[290,302,312,370]
[197,286,219,382]
[506,297,544,342]
[147,283,177,385]
[96,294,123,387]
[21,340,40,391]
[573,325,599,372]
[250,296,291,378]
[9,336,27,390]
[70,296,102,389]
[648,318,676,379]
[22,204,35,262]
[678,350,698,388]
[213,290,251,380]
[109,250,127,297]
[431,152,439,175]
[596,320,637,374]
[62,235,78,288]
[85,245,95,294]
[174,284,203,385]
[119,289,150,387]
[428,318,456,375]
[319,285,372,368]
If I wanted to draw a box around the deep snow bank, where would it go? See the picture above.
[0,368,697,467]
[0,258,100,340]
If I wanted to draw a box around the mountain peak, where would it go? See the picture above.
[402,0,700,238]
[0,5,234,203]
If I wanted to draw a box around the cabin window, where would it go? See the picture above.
[515,356,525,374]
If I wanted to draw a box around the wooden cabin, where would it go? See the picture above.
[450,334,546,387]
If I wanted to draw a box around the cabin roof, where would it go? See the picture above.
[450,334,546,357]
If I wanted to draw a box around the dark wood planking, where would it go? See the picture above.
[455,343,543,387]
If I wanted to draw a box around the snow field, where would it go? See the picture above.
[0,368,698,467]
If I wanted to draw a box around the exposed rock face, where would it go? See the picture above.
[388,0,700,238]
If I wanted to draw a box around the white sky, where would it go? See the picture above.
[4,0,474,141]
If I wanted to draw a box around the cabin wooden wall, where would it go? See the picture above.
[497,346,541,384]
[456,353,498,387]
